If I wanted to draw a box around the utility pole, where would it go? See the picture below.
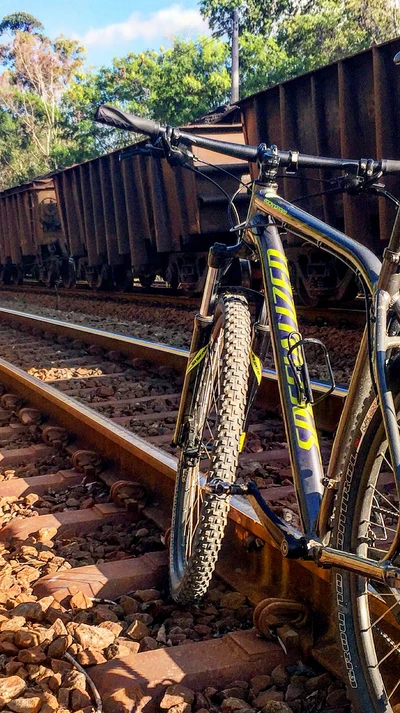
[231,8,239,104]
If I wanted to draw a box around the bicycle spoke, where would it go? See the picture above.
[368,595,400,629]
[183,468,203,559]
[352,421,400,708]
[373,489,399,516]
[389,677,400,702]
[364,519,396,534]
[377,641,400,668]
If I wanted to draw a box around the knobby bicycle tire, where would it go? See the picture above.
[332,378,400,713]
[169,292,251,603]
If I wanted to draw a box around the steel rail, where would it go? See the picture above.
[0,307,346,432]
[0,282,367,326]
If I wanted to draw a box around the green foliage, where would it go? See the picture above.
[60,37,231,162]
[199,0,400,79]
[150,38,230,124]
[199,0,302,37]
[276,0,400,76]
[0,13,85,188]
[0,11,44,35]
[1,1,400,189]
[239,32,289,95]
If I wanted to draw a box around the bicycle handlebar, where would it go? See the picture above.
[94,104,400,175]
[95,104,161,138]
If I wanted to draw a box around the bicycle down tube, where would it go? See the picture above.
[244,181,400,585]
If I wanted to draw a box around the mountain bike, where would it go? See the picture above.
[96,103,400,712]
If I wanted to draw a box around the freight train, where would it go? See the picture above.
[239,35,400,303]
[1,36,400,303]
[0,122,249,293]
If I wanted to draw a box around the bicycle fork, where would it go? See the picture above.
[173,239,269,452]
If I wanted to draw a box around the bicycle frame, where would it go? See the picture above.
[174,175,400,589]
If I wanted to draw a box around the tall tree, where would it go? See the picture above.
[61,37,231,163]
[199,0,400,81]
[0,11,44,35]
[199,0,302,37]
[239,32,289,95]
[277,0,400,75]
[0,12,85,187]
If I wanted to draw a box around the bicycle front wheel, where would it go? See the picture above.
[169,292,251,603]
[332,390,400,712]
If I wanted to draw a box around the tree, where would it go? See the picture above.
[0,13,85,187]
[0,11,44,35]
[199,0,302,37]
[276,0,400,76]
[239,32,289,96]
[0,108,31,189]
[150,38,230,124]
[199,0,400,81]
[60,37,231,164]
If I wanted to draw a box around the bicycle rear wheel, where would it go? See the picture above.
[169,292,251,603]
[332,389,400,712]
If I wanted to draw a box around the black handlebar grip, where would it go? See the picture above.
[381,159,400,174]
[94,104,162,137]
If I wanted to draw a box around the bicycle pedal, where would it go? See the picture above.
[204,480,248,496]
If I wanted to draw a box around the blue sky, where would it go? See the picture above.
[0,1,210,68]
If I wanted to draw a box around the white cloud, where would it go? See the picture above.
[80,5,209,47]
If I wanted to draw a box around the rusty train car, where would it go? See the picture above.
[239,36,400,303]
[0,178,65,286]
[1,37,400,301]
[0,123,248,292]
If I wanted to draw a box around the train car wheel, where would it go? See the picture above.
[15,267,23,286]
[0,265,22,286]
[165,261,180,290]
[0,267,11,285]
[61,260,76,289]
[44,273,56,288]
[339,277,360,303]
[294,273,320,306]
[113,266,132,292]
[138,272,156,289]
[86,266,112,291]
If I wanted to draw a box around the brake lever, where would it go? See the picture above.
[119,139,193,168]
[328,171,384,196]
[119,144,165,161]
[149,126,193,167]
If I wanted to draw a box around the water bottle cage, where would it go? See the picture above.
[287,333,336,406]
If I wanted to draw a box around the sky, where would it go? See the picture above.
[0,0,211,67]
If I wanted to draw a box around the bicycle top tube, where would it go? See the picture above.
[94,104,400,176]
[253,191,382,294]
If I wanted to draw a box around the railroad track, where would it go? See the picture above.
[0,282,367,328]
[0,283,198,309]
[0,308,352,712]
[0,306,345,434]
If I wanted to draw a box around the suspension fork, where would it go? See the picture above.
[172,266,217,447]
[173,238,257,447]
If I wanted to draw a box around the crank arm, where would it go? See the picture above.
[309,542,400,588]
[245,481,400,587]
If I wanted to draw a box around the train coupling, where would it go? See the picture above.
[204,479,249,497]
